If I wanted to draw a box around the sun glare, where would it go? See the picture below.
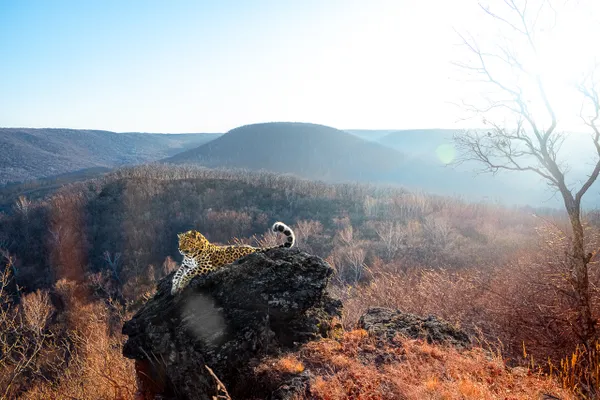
[459,0,600,132]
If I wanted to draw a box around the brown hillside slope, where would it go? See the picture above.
[0,128,220,183]
[165,122,406,182]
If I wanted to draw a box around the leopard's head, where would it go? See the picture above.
[178,230,211,256]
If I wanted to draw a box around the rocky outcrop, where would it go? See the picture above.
[122,248,342,400]
[358,307,471,348]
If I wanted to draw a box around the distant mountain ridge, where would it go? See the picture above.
[167,123,599,207]
[346,128,599,208]
[2,124,597,208]
[166,122,406,182]
[347,129,460,155]
[0,128,221,184]
[166,123,528,200]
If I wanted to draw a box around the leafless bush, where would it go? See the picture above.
[88,270,120,300]
[293,219,323,252]
[205,210,253,243]
[474,220,600,360]
[20,290,53,336]
[373,221,405,261]
[330,228,369,286]
[334,224,354,248]
[390,192,435,221]
[337,217,600,372]
[21,300,136,400]
[13,195,31,218]
[161,256,178,277]
[0,266,58,399]
[335,265,484,330]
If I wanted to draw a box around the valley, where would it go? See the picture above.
[3,123,596,208]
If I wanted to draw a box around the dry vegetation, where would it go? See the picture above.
[258,330,574,399]
[0,164,598,398]
[0,267,135,399]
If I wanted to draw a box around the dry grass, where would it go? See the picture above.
[332,218,600,395]
[549,341,600,398]
[264,330,575,400]
[274,356,306,374]
[20,280,136,400]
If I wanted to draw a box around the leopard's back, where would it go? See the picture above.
[171,221,295,295]
[208,245,260,268]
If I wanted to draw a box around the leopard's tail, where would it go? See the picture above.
[272,222,295,248]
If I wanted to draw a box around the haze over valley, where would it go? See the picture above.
[2,123,597,209]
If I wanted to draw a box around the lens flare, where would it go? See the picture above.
[436,144,455,165]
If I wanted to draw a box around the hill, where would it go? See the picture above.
[3,124,596,207]
[167,123,571,206]
[165,122,405,182]
[0,128,221,184]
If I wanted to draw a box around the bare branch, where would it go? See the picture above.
[574,73,600,203]
[479,2,528,35]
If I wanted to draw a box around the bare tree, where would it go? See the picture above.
[103,250,122,283]
[293,219,324,252]
[0,267,55,399]
[454,0,600,347]
[0,248,17,284]
[374,221,405,261]
[13,196,31,219]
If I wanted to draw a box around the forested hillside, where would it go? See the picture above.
[4,125,596,208]
[166,122,407,182]
[166,123,598,207]
[0,128,221,184]
[0,164,597,397]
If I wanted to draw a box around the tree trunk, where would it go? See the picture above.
[565,194,596,348]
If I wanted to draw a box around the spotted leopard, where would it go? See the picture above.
[171,222,295,295]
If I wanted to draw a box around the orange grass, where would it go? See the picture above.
[265,330,576,400]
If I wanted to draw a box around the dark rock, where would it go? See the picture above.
[358,307,471,348]
[122,248,342,400]
[269,371,313,400]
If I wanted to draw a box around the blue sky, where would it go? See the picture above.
[0,0,473,132]
[0,0,598,133]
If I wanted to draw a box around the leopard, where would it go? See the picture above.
[171,221,295,295]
